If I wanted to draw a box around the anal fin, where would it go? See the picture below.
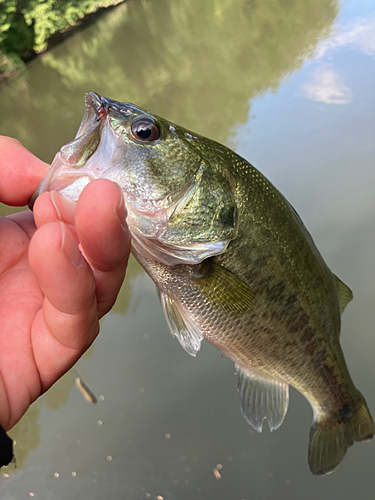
[160,290,204,357]
[236,365,289,432]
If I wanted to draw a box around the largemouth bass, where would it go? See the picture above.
[30,93,374,475]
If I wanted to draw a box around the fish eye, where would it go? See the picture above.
[131,118,160,142]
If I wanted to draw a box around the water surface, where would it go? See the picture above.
[0,0,374,498]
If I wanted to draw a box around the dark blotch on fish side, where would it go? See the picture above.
[220,205,236,226]
[333,404,354,423]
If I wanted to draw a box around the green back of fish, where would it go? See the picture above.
[189,134,341,339]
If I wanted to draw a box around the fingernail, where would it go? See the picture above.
[116,191,128,230]
[50,190,76,221]
[60,222,84,268]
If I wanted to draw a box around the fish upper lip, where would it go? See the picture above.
[86,92,112,121]
[86,91,104,112]
[87,92,123,117]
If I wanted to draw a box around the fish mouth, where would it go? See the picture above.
[85,91,104,113]
[83,92,136,128]
[29,92,155,209]
[30,89,201,216]
[84,92,111,124]
[29,93,119,209]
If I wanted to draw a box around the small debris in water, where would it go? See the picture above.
[97,420,103,427]
[106,455,112,462]
[213,467,221,480]
[29,493,35,498]
[54,472,59,478]
[3,473,9,479]
[216,463,223,470]
[98,395,105,402]
[165,433,171,440]
[145,494,151,499]
[157,496,164,500]
[71,471,77,477]
[75,376,98,404]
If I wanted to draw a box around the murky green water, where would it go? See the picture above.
[0,0,374,498]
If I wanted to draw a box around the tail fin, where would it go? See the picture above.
[308,394,374,475]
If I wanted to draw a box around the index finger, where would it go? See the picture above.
[0,136,49,206]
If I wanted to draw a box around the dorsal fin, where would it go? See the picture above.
[160,290,203,357]
[236,365,289,432]
[333,274,353,315]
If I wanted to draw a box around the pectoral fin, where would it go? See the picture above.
[160,291,204,357]
[236,365,289,432]
[333,274,353,315]
[196,261,257,315]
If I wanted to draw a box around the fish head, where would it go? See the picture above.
[31,93,238,265]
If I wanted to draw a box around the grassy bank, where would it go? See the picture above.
[0,0,125,79]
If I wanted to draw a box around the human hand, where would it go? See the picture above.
[0,136,131,432]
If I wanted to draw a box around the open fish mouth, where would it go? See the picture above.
[29,92,132,207]
[29,95,108,208]
[29,91,195,214]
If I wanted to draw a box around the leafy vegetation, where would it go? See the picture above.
[0,0,124,77]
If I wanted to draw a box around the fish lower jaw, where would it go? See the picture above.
[45,170,97,201]
[35,152,101,201]
[58,176,92,201]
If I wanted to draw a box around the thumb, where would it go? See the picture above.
[0,136,48,206]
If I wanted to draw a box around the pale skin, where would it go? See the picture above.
[0,136,131,431]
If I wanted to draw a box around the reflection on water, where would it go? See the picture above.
[0,0,338,160]
[303,66,353,105]
[6,346,96,471]
[3,255,144,471]
[110,256,145,315]
[0,0,374,498]
[313,12,375,59]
